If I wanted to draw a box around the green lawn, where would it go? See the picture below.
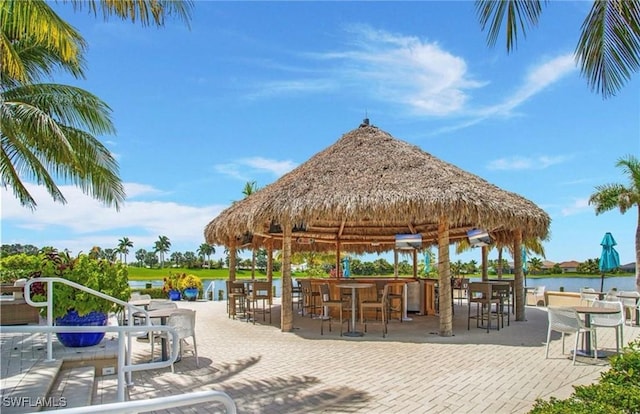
[126,267,282,281]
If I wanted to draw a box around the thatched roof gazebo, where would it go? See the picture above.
[204,122,550,336]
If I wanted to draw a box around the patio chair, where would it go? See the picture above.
[527,286,546,306]
[386,282,405,322]
[591,300,624,354]
[617,291,640,325]
[579,288,599,306]
[153,309,198,372]
[247,281,272,324]
[545,307,597,365]
[318,283,348,335]
[226,280,247,319]
[299,279,320,317]
[292,279,303,311]
[468,282,501,332]
[491,283,510,327]
[360,284,389,337]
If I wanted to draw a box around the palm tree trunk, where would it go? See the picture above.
[438,217,452,337]
[281,223,293,332]
[497,248,503,279]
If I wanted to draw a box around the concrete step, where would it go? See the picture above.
[0,358,63,413]
[43,366,95,410]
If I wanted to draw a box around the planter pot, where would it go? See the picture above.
[183,287,198,301]
[168,289,182,301]
[56,310,107,348]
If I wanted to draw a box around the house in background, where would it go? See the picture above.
[620,262,636,273]
[558,260,581,273]
[541,260,556,271]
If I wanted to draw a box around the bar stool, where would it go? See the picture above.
[299,279,320,317]
[387,282,404,322]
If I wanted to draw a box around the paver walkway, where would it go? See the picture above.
[123,299,639,413]
[2,298,637,413]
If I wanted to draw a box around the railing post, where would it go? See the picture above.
[126,309,133,386]
[117,330,127,402]
[46,279,54,361]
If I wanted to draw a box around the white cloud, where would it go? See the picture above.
[486,155,570,170]
[477,54,576,118]
[1,184,226,253]
[560,198,591,216]
[214,157,297,181]
[320,25,485,116]
[241,157,297,176]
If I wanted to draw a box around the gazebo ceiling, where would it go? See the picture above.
[204,122,550,253]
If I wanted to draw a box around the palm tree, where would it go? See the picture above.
[197,243,215,266]
[1,0,192,210]
[170,251,184,267]
[117,237,133,264]
[476,0,640,98]
[154,235,171,268]
[528,257,543,275]
[135,248,147,267]
[589,154,640,290]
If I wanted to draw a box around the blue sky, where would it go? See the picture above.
[1,2,638,266]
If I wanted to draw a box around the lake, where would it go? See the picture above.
[129,276,638,301]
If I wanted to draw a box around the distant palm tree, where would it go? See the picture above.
[154,235,171,268]
[528,257,543,275]
[197,243,215,266]
[476,0,640,99]
[589,154,640,290]
[135,249,147,267]
[117,237,133,264]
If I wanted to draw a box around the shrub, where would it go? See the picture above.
[530,339,640,413]
[0,253,41,283]
[29,251,130,319]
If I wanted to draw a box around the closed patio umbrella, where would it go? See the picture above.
[342,256,351,278]
[599,232,620,292]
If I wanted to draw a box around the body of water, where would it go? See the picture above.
[129,276,637,301]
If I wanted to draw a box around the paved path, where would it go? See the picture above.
[124,299,639,413]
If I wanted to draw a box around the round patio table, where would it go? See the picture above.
[337,283,374,337]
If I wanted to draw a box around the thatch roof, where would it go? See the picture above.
[204,123,550,253]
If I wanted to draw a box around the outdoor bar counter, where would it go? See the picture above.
[301,277,438,317]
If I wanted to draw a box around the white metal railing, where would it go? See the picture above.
[1,325,178,402]
[47,390,236,413]
[14,277,180,401]
[204,280,216,301]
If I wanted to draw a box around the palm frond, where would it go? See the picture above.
[576,0,640,98]
[589,183,629,214]
[0,0,86,83]
[65,0,193,28]
[475,0,545,52]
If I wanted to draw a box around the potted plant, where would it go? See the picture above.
[163,274,182,300]
[30,250,130,347]
[178,273,203,301]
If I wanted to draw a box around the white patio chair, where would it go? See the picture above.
[579,288,599,306]
[591,300,624,354]
[153,309,198,372]
[617,291,640,326]
[527,286,546,306]
[545,307,597,365]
